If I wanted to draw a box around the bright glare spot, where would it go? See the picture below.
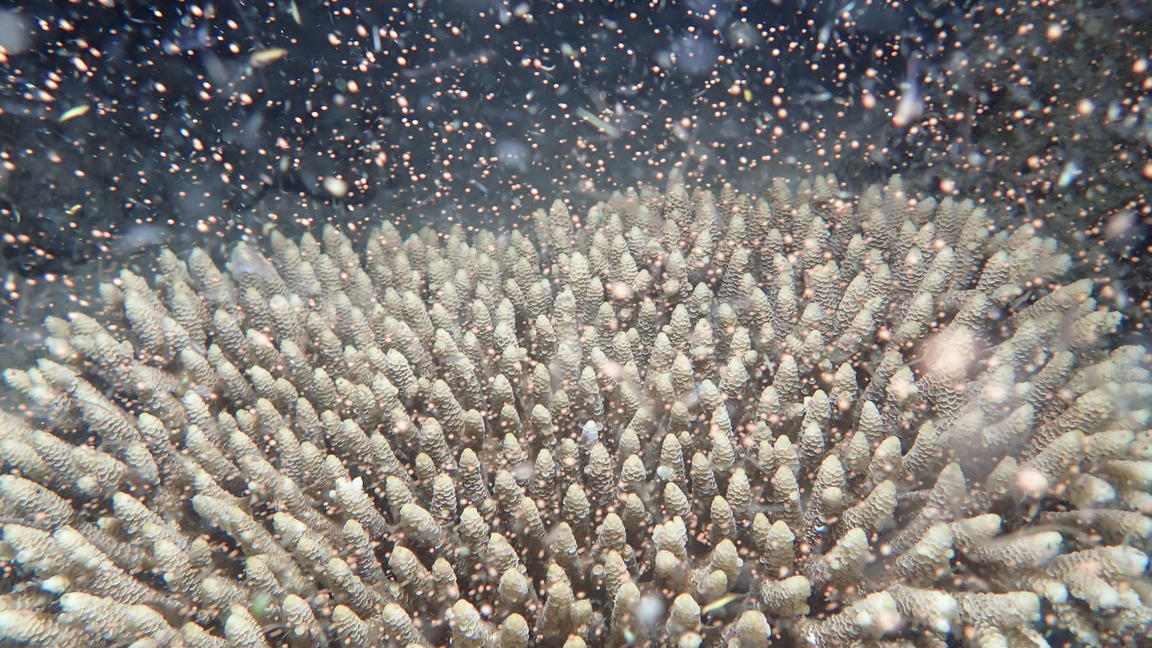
[1015,466,1049,496]
[323,176,349,197]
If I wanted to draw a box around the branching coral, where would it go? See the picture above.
[1,173,1150,647]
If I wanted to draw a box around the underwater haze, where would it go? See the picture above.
[0,1,1150,647]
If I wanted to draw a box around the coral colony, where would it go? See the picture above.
[1,174,1150,647]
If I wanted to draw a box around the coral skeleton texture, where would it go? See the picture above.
[1,174,1150,647]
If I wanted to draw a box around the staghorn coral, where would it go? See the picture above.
[1,173,1150,648]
